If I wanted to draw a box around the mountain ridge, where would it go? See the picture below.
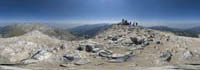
[149,26,200,38]
[69,23,110,38]
[0,23,76,40]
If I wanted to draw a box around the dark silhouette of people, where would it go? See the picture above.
[120,19,131,25]
[135,22,138,26]
[122,19,125,24]
[132,23,135,26]
[119,19,139,26]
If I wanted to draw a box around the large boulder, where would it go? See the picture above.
[129,37,149,48]
[158,50,172,65]
[63,50,89,65]
[63,51,83,62]
[21,59,38,64]
[183,50,193,59]
[108,52,134,63]
[21,49,53,64]
[32,50,53,61]
[98,50,112,57]
[74,59,90,65]
[77,40,102,53]
[130,37,140,45]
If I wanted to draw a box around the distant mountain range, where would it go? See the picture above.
[70,24,200,38]
[0,23,199,40]
[0,27,2,31]
[0,23,76,40]
[69,24,110,38]
[149,26,200,38]
[187,26,200,33]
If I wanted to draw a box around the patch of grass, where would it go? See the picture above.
[6,29,26,37]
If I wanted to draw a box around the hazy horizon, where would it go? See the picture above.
[0,0,200,28]
[0,21,200,29]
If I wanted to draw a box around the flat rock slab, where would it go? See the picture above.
[1,65,200,70]
[131,65,200,70]
[0,65,31,70]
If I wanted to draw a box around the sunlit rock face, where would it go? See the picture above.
[0,31,63,63]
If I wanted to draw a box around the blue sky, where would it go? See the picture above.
[0,0,200,28]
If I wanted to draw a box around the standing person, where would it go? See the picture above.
[122,19,125,24]
[136,22,138,26]
[198,34,200,38]
[124,20,128,25]
[132,22,135,26]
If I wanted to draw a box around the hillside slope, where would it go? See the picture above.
[149,26,200,38]
[0,23,76,41]
[69,24,110,38]
[92,24,200,66]
[0,30,65,63]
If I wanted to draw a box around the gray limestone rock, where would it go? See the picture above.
[109,52,134,63]
[32,50,52,61]
[21,59,38,64]
[183,50,193,59]
[63,51,84,62]
[74,59,90,65]
[98,50,112,57]
[158,50,172,65]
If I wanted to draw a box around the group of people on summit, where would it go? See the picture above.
[118,19,139,26]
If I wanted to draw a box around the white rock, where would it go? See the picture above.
[74,59,90,65]
[21,59,38,64]
[183,51,193,58]
[63,51,86,62]
[32,50,52,61]
[111,54,124,58]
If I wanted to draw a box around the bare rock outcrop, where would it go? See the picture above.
[92,24,200,66]
[0,31,63,63]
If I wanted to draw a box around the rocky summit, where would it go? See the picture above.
[0,24,199,70]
